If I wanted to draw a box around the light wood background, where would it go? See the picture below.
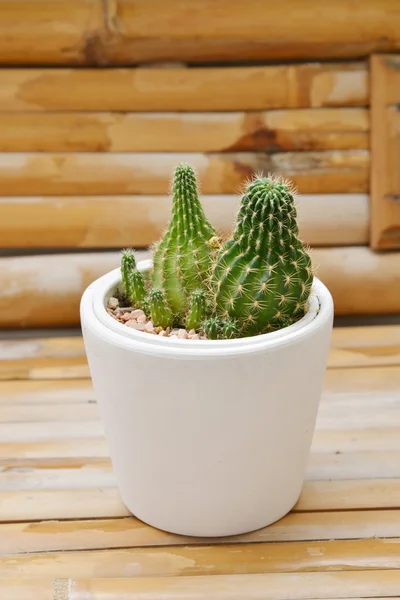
[0,1,399,327]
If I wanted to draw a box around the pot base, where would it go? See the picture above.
[120,488,302,538]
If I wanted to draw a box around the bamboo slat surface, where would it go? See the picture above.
[0,0,398,65]
[0,64,367,112]
[0,109,369,152]
[370,54,400,249]
[0,194,369,248]
[0,325,399,597]
[1,247,400,328]
[0,151,369,196]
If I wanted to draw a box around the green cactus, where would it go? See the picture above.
[210,176,313,336]
[149,290,173,329]
[152,163,217,316]
[203,316,221,340]
[118,166,313,341]
[186,289,208,331]
[121,249,147,305]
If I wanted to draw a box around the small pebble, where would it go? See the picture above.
[126,320,146,331]
[107,297,119,309]
[145,320,155,333]
[158,329,167,336]
[122,312,134,322]
[131,309,145,319]
[188,333,200,340]
[137,314,147,324]
[170,334,178,339]
[171,329,180,336]
[178,329,188,339]
[189,329,196,336]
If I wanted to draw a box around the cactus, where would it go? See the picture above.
[203,316,221,340]
[210,175,313,336]
[186,289,208,331]
[119,165,313,341]
[149,290,173,329]
[121,249,147,305]
[152,163,217,316]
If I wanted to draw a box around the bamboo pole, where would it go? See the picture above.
[2,570,400,600]
[0,151,369,195]
[0,509,399,555]
[0,247,398,328]
[0,63,367,112]
[0,1,399,65]
[0,194,369,248]
[103,0,400,64]
[0,109,368,152]
[2,537,400,579]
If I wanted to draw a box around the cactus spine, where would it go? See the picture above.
[152,163,217,316]
[210,176,313,336]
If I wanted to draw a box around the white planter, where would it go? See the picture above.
[81,261,334,537]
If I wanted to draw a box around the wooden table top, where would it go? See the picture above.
[0,325,400,599]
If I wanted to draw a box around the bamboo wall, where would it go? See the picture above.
[0,0,399,327]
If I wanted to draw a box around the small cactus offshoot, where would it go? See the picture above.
[119,165,313,340]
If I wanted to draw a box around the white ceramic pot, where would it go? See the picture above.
[81,261,334,537]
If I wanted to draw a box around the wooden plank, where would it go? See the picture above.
[0,379,94,404]
[0,329,399,379]
[1,247,399,330]
[0,403,99,423]
[2,450,400,490]
[0,421,103,443]
[2,571,399,600]
[3,440,400,490]
[0,0,399,65]
[0,109,368,152]
[313,429,400,454]
[102,0,400,64]
[2,510,400,555]
[3,537,400,579]
[0,439,109,459]
[0,462,114,492]
[370,55,400,249]
[2,363,396,406]
[0,151,369,195]
[2,479,400,522]
[307,452,400,480]
[0,194,369,248]
[0,0,102,66]
[3,428,398,460]
[0,64,367,112]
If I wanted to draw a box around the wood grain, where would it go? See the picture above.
[1,0,399,65]
[1,247,399,329]
[2,570,400,600]
[0,0,102,66]
[0,151,369,195]
[1,510,399,554]
[370,54,400,248]
[0,379,94,404]
[0,109,368,152]
[0,63,367,111]
[107,0,400,64]
[3,537,400,578]
[0,194,369,248]
[1,479,400,522]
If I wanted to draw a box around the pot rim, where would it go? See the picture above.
[81,262,334,360]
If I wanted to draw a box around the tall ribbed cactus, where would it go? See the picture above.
[210,176,313,336]
[152,163,217,316]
